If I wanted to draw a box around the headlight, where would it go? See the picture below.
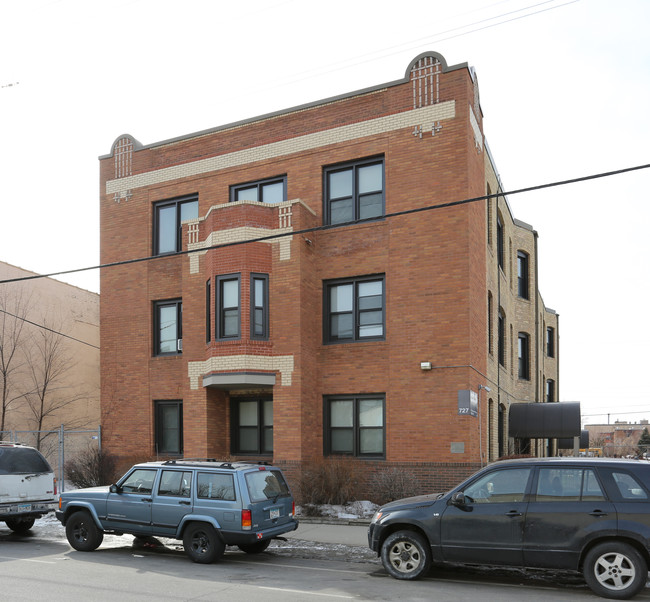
[371,510,388,523]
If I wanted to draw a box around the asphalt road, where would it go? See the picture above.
[2,519,649,601]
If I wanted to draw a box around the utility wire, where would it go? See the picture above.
[1,161,648,286]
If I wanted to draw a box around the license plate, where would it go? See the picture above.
[269,508,280,519]
[17,504,31,512]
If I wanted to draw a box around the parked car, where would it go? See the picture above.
[0,441,58,532]
[56,459,298,563]
[368,457,650,600]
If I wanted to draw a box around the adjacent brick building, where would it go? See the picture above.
[99,52,559,494]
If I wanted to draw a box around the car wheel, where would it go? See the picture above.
[65,511,104,552]
[183,523,225,564]
[381,530,432,580]
[583,541,647,600]
[5,518,36,533]
[238,539,271,554]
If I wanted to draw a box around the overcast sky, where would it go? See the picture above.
[1,0,648,427]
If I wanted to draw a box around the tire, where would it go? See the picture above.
[183,523,225,564]
[583,541,647,600]
[65,511,104,552]
[238,539,271,554]
[381,530,432,580]
[5,518,35,533]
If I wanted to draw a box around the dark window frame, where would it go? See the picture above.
[230,175,287,204]
[154,299,182,356]
[324,275,385,344]
[230,397,273,456]
[496,214,505,269]
[154,400,183,456]
[206,279,211,344]
[323,156,385,226]
[153,195,199,255]
[216,274,241,340]
[250,273,269,340]
[518,332,530,380]
[324,394,386,458]
[517,251,530,299]
[546,379,555,402]
[546,326,555,358]
[498,309,506,367]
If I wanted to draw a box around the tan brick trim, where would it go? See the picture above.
[187,355,294,390]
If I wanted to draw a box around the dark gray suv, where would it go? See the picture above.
[56,459,298,563]
[368,457,650,600]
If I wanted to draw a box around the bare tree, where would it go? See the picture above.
[22,313,90,451]
[0,287,31,433]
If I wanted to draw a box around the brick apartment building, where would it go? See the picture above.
[99,51,559,493]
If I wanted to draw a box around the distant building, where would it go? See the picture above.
[99,52,559,493]
[586,420,649,457]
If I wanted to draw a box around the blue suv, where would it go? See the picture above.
[56,459,298,563]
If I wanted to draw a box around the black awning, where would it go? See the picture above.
[509,402,580,438]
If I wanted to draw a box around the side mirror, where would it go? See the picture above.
[450,491,467,507]
[109,484,121,494]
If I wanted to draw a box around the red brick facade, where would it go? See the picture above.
[99,52,559,496]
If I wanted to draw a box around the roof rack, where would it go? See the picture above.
[161,458,240,469]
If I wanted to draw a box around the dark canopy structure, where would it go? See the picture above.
[509,402,580,439]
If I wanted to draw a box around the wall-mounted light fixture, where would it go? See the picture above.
[420,361,432,370]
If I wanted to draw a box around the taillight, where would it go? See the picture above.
[241,509,252,530]
[58,497,62,510]
[54,477,57,496]
[291,501,295,517]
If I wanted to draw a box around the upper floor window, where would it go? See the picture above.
[154,195,198,255]
[546,326,555,358]
[487,292,493,355]
[206,279,211,344]
[496,214,504,269]
[498,309,506,367]
[517,251,529,299]
[154,400,183,455]
[518,332,530,380]
[154,299,182,355]
[250,274,269,340]
[324,158,384,225]
[324,395,385,457]
[546,379,555,402]
[325,276,385,343]
[216,275,240,340]
[230,176,286,204]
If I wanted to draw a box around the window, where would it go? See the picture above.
[324,157,384,225]
[487,292,493,355]
[206,279,211,343]
[535,468,605,502]
[120,469,157,494]
[154,299,182,355]
[158,470,192,497]
[325,395,385,457]
[546,379,555,402]
[518,333,530,380]
[216,275,240,340]
[611,471,648,500]
[197,472,236,501]
[250,274,269,340]
[155,400,183,455]
[245,470,290,503]
[496,214,504,269]
[498,309,506,367]
[325,276,384,343]
[546,326,555,357]
[230,176,286,204]
[463,467,531,503]
[517,251,529,299]
[231,398,273,455]
[154,195,198,255]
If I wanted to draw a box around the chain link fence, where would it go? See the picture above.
[0,425,101,492]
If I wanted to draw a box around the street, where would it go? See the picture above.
[2,520,648,601]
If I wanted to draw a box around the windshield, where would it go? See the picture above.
[245,469,289,502]
[0,447,52,475]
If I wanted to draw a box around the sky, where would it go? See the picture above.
[1,0,648,428]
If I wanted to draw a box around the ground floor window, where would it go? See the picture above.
[324,395,385,457]
[231,398,273,455]
[155,400,183,455]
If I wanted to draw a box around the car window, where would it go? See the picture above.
[197,472,235,501]
[245,469,290,502]
[120,469,157,494]
[158,470,192,497]
[612,471,648,500]
[0,447,51,475]
[536,468,605,502]
[462,468,531,504]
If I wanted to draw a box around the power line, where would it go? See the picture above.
[1,161,648,287]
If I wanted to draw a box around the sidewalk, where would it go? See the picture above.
[286,517,370,547]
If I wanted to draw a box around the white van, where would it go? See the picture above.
[0,442,58,532]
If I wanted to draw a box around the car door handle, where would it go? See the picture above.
[589,510,608,517]
[179,500,191,506]
[505,510,522,517]
[141,498,152,502]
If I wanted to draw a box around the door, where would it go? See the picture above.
[151,470,193,536]
[523,466,616,569]
[440,466,532,565]
[105,468,157,535]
